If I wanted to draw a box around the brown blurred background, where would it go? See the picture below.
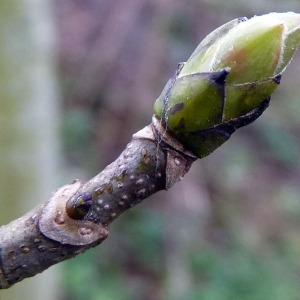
[2,0,300,299]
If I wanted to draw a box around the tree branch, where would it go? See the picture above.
[2,12,300,289]
[0,117,196,289]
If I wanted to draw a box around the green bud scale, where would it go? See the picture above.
[153,12,300,158]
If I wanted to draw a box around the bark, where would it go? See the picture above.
[0,116,197,289]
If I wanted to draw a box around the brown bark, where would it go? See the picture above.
[0,117,197,289]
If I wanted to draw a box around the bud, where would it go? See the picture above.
[153,12,300,158]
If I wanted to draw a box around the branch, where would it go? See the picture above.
[0,118,196,288]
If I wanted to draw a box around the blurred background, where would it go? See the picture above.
[1,0,300,299]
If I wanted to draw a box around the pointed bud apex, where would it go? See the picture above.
[154,13,300,158]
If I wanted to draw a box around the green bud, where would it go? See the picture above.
[153,12,300,158]
[177,17,246,76]
[154,68,228,133]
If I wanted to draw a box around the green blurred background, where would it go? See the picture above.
[2,0,300,299]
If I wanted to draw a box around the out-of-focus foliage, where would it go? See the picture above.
[54,0,300,299]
